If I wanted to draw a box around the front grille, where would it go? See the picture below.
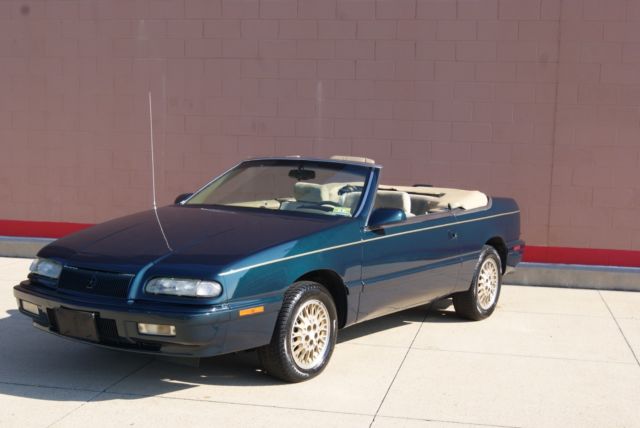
[51,314,160,351]
[46,308,58,329]
[96,318,119,342]
[58,267,133,299]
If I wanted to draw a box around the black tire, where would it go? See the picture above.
[453,245,502,321]
[258,281,338,382]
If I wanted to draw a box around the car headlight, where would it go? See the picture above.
[29,258,63,279]
[145,278,223,298]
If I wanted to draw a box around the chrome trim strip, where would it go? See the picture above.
[219,240,365,276]
[218,210,520,276]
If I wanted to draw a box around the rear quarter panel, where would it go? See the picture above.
[452,197,521,292]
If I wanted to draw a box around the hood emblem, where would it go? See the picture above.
[86,275,97,289]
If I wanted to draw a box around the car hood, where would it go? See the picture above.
[39,206,347,273]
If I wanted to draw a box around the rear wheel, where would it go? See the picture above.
[258,281,337,382]
[453,245,502,321]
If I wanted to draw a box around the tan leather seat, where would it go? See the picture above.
[374,190,412,217]
[339,192,362,214]
[281,182,346,213]
[291,182,342,204]
[408,194,432,216]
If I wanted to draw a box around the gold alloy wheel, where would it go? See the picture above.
[289,299,331,370]
[477,257,499,311]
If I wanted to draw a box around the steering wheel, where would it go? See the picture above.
[338,184,362,195]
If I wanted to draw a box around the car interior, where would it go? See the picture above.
[279,181,489,218]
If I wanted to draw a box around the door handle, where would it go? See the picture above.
[448,231,458,240]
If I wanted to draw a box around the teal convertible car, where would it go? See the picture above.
[15,156,524,382]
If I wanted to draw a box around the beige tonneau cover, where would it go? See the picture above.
[379,185,488,211]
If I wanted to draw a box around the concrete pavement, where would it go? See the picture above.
[1,257,639,428]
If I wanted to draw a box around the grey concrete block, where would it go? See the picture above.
[0,236,53,258]
[507,262,640,292]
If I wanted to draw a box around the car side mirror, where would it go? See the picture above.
[368,208,406,228]
[174,193,193,204]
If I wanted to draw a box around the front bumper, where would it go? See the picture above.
[13,281,279,357]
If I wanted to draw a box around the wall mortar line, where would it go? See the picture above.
[544,0,566,248]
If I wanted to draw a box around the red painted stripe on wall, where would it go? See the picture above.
[0,220,92,239]
[523,246,640,268]
[1,219,639,267]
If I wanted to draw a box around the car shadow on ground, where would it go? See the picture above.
[0,301,469,401]
[336,299,463,343]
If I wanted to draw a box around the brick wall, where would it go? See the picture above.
[0,0,638,251]
[550,0,640,250]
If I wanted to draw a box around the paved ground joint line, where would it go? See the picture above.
[347,341,637,365]
[1,379,376,422]
[0,380,101,393]
[44,358,155,428]
[99,391,376,418]
[44,390,103,428]
[410,346,637,366]
[368,310,429,428]
[598,290,640,367]
[101,358,156,392]
[380,414,521,428]
[499,308,610,318]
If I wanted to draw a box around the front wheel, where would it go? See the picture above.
[453,245,502,321]
[258,281,337,382]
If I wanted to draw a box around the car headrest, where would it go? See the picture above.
[339,192,362,212]
[374,190,411,214]
[293,182,342,204]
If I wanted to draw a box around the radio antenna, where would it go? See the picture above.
[148,90,172,250]
[148,91,158,209]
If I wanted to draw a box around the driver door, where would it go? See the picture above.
[357,206,461,322]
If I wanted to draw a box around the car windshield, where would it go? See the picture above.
[185,160,370,217]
